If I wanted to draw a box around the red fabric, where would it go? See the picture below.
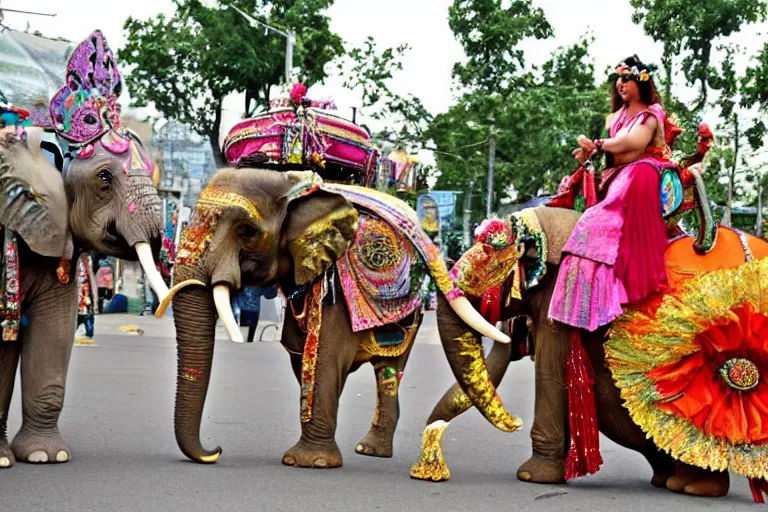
[750,478,768,503]
[612,162,669,302]
[564,331,602,479]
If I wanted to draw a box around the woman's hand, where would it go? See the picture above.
[572,147,589,162]
[578,135,598,154]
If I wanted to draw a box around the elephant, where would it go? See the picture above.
[409,205,768,499]
[0,30,169,469]
[155,167,508,469]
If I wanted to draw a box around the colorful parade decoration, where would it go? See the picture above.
[223,83,379,186]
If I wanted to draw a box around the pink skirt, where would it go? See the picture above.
[548,160,669,331]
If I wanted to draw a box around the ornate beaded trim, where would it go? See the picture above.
[198,187,262,222]
[2,230,20,341]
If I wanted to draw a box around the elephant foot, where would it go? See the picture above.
[355,427,394,458]
[11,428,71,464]
[410,421,450,482]
[0,439,14,469]
[517,454,566,484]
[646,453,676,488]
[651,471,674,488]
[666,464,729,497]
[282,439,342,469]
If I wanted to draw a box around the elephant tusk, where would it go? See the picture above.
[135,242,171,303]
[212,284,244,343]
[154,279,207,318]
[447,295,511,344]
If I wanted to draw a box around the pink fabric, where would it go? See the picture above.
[548,159,670,331]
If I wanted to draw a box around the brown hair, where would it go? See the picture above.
[610,55,663,112]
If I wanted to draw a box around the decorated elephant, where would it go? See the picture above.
[0,30,168,469]
[409,204,768,502]
[155,167,508,468]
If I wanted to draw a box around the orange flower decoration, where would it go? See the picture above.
[650,303,768,445]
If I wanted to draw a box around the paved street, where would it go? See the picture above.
[0,311,756,512]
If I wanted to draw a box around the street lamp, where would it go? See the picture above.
[222,3,296,86]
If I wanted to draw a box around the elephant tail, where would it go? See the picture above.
[564,330,602,480]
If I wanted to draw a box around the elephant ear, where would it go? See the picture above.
[0,128,73,258]
[531,206,581,266]
[282,172,359,286]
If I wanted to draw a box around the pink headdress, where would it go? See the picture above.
[49,30,122,145]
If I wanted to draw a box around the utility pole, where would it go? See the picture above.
[756,181,763,237]
[227,4,295,85]
[463,180,475,250]
[486,125,496,218]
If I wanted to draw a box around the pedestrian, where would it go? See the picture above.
[238,285,278,343]
[95,257,114,313]
[76,253,98,340]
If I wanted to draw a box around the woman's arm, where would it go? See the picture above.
[579,115,657,155]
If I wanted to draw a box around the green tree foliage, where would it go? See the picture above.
[630,0,767,111]
[448,0,553,95]
[429,37,607,220]
[120,0,344,166]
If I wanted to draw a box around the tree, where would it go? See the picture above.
[120,0,344,166]
[630,0,767,111]
[430,38,607,220]
[448,0,553,96]
[335,36,433,153]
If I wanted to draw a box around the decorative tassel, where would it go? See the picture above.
[750,478,768,503]
[582,169,597,209]
[564,330,602,480]
[479,285,501,326]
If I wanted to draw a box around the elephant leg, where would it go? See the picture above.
[355,345,415,458]
[282,302,362,469]
[410,340,513,482]
[12,278,77,464]
[0,341,21,468]
[517,317,570,484]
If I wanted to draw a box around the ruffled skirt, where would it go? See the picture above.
[548,160,669,331]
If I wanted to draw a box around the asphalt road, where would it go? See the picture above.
[0,313,756,512]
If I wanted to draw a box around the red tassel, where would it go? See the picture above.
[750,478,768,503]
[564,330,602,480]
[479,285,501,326]
[582,170,597,209]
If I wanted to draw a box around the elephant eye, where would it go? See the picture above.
[236,223,262,240]
[97,169,113,192]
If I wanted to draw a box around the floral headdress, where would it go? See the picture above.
[615,63,650,82]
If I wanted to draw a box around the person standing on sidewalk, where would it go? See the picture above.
[95,257,114,313]
[238,285,278,343]
[76,253,98,341]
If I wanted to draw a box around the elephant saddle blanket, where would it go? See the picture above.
[327,184,451,333]
[0,228,20,341]
[604,228,768,501]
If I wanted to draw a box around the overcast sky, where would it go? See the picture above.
[7,0,766,153]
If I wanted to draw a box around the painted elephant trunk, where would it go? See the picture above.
[435,293,523,433]
[171,281,222,463]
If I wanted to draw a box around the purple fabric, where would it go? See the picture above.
[48,30,122,144]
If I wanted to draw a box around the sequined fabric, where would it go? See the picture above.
[1,230,19,341]
[605,257,768,481]
[300,279,325,423]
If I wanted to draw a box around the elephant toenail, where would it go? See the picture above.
[313,459,328,468]
[56,451,69,462]
[28,451,48,463]
[0,457,10,468]
[355,444,364,453]
[282,456,295,466]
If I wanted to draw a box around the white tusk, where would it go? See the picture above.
[212,284,244,343]
[135,242,171,303]
[447,295,511,344]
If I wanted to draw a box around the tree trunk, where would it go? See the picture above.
[662,54,673,107]
[208,97,226,169]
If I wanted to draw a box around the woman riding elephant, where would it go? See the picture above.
[411,56,768,502]
[154,167,507,469]
[0,30,168,469]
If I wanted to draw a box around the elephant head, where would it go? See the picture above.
[438,206,582,431]
[0,29,168,296]
[157,168,508,462]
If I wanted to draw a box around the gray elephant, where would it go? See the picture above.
[0,30,168,469]
[155,167,507,468]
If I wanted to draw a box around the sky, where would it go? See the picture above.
[5,0,767,165]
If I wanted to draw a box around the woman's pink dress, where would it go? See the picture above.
[548,104,677,331]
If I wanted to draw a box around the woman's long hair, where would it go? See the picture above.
[610,55,663,112]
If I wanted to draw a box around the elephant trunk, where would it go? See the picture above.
[436,293,523,433]
[172,280,222,463]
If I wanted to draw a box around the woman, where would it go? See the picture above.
[548,56,678,331]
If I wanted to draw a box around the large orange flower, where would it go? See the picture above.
[650,303,768,445]
[605,256,768,480]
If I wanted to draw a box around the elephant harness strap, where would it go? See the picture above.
[289,278,326,424]
[0,228,20,341]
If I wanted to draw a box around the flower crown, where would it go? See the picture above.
[615,63,650,82]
